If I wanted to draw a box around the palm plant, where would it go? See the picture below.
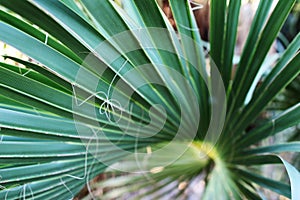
[0,0,299,199]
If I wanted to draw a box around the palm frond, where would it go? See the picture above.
[0,0,299,199]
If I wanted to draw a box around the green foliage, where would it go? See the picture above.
[0,0,299,199]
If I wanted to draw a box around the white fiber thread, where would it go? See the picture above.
[21,69,32,77]
[178,23,200,32]
[60,178,74,200]
[72,60,128,122]
[44,32,49,45]
[190,1,204,11]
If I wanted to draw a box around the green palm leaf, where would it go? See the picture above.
[0,0,299,199]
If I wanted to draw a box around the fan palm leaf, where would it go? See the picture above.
[0,0,299,199]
